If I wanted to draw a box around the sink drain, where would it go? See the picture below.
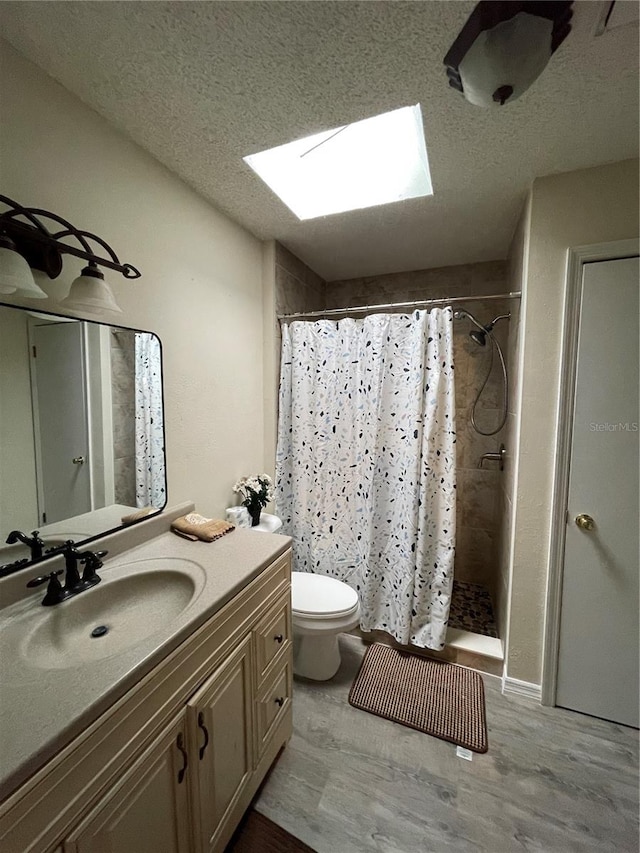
[91,625,109,638]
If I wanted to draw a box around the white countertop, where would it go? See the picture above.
[0,512,291,802]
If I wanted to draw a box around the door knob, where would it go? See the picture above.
[72,456,85,465]
[575,513,595,531]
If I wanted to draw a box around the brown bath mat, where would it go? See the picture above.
[348,643,488,753]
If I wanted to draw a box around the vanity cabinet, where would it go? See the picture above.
[0,549,292,853]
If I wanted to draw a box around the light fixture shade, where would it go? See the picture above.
[458,12,553,107]
[443,1,573,107]
[61,265,123,315]
[0,244,47,297]
[31,269,71,303]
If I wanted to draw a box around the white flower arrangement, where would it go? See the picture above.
[233,473,275,511]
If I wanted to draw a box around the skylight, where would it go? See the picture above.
[243,104,433,220]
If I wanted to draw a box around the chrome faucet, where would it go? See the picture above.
[26,542,108,606]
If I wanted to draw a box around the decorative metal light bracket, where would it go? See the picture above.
[0,193,141,280]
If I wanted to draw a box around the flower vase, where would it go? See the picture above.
[248,504,262,527]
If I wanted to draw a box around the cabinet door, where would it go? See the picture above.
[187,634,254,853]
[64,711,192,853]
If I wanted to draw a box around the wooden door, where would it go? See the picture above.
[187,635,254,853]
[556,256,639,727]
[64,711,192,853]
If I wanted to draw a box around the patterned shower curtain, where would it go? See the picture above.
[134,332,165,509]
[276,309,456,650]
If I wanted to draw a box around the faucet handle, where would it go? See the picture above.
[26,569,63,588]
[81,549,108,569]
[80,550,107,584]
[29,530,45,560]
[27,569,67,605]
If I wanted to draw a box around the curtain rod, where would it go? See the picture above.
[277,291,522,322]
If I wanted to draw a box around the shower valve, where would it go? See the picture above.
[478,444,506,471]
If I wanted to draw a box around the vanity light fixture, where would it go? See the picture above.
[0,194,140,315]
[443,1,573,107]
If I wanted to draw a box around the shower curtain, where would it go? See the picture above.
[276,309,456,650]
[134,332,165,508]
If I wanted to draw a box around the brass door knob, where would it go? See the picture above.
[575,513,595,531]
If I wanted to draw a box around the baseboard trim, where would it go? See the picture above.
[502,676,542,701]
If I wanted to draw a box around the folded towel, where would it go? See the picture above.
[121,506,158,525]
[171,513,235,543]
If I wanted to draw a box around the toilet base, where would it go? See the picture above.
[293,632,342,681]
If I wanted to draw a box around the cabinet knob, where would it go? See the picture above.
[274,634,283,644]
[274,696,285,707]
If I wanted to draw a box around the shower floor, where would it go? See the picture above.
[448,580,498,638]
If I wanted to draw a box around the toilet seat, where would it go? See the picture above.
[292,572,359,619]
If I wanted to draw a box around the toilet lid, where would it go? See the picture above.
[292,572,359,618]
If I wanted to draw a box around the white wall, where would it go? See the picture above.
[262,239,277,484]
[508,158,640,685]
[495,200,529,652]
[0,41,268,519]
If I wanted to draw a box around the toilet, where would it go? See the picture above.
[247,515,360,681]
[291,571,360,681]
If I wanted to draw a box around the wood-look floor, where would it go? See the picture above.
[255,635,639,853]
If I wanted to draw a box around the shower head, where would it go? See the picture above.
[469,329,487,346]
[461,311,511,346]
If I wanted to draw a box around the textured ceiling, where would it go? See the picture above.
[0,1,638,281]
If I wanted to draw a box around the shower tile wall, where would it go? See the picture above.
[110,331,136,506]
[454,294,512,600]
[275,243,326,317]
[274,243,326,377]
[325,261,507,309]
[494,299,521,640]
[326,261,513,622]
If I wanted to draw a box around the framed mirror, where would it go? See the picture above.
[0,302,167,572]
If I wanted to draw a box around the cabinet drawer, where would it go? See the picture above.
[255,660,292,757]
[254,595,291,684]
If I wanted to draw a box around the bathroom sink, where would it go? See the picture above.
[5,557,206,671]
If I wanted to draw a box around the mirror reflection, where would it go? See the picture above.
[0,304,166,571]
